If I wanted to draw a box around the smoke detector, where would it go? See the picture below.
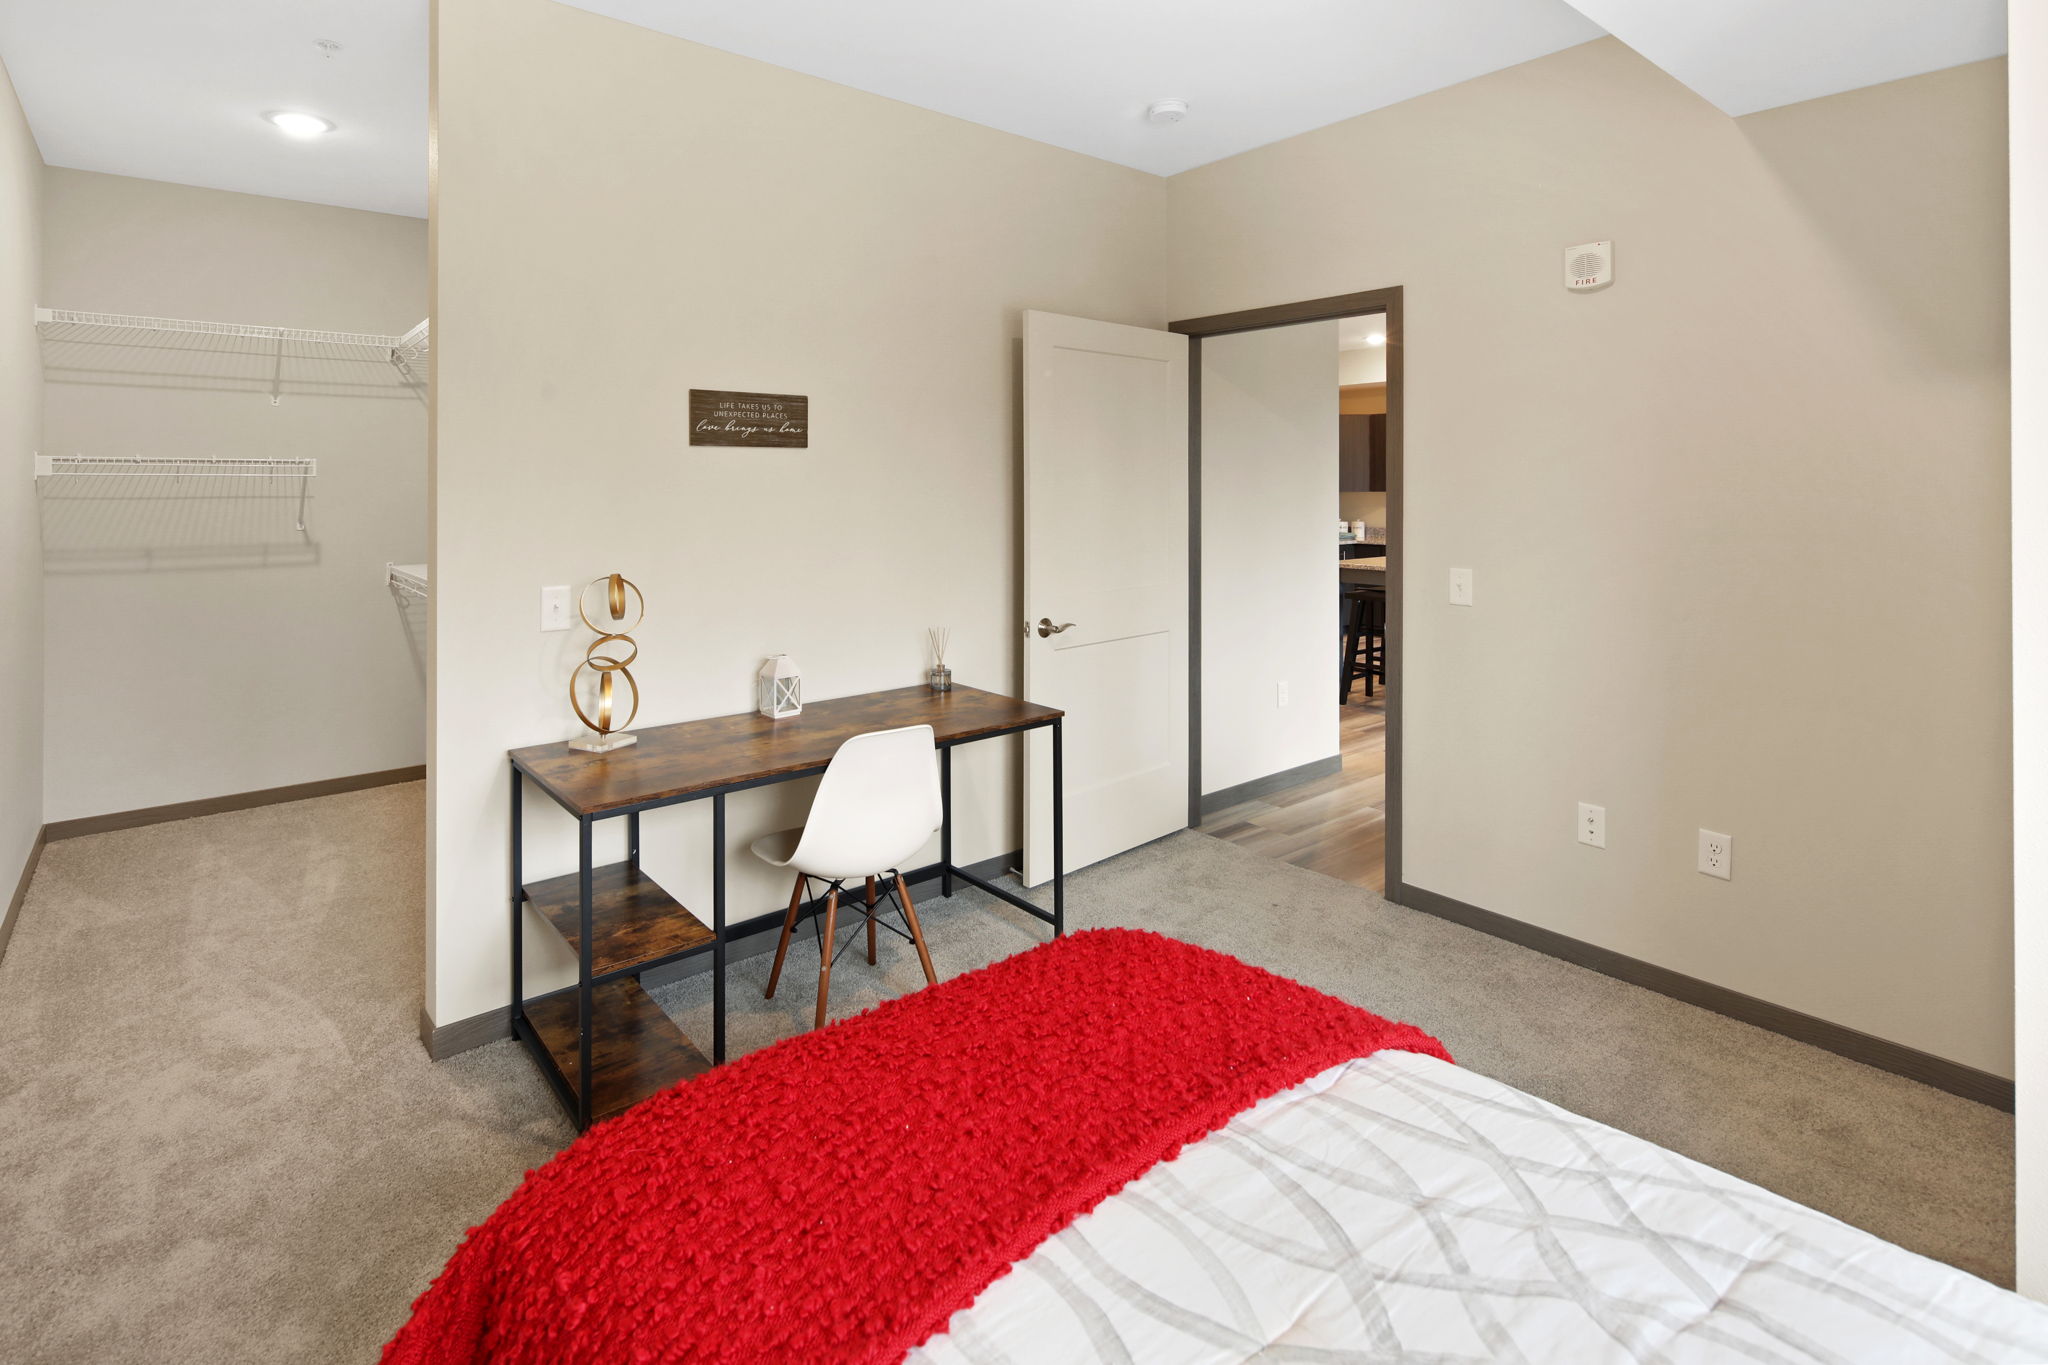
[1146,99,1189,126]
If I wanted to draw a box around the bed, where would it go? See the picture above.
[384,930,2048,1364]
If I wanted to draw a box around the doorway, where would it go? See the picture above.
[1171,288,1404,895]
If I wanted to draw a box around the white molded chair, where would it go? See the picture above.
[752,723,942,1028]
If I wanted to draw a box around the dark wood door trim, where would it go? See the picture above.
[1171,288,1405,339]
[1171,287,1405,896]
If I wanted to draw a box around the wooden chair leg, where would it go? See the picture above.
[895,873,938,986]
[865,875,878,965]
[813,886,840,1030]
[764,873,805,1000]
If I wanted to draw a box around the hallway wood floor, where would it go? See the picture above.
[1198,688,1387,892]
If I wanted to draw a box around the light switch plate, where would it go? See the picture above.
[540,585,573,632]
[1449,567,1474,606]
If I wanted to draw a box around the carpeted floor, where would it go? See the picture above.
[0,781,2016,1362]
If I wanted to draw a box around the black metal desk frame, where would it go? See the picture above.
[509,714,1064,1131]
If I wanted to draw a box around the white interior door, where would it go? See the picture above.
[1022,310,1189,885]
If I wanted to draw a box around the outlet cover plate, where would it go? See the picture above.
[1698,829,1733,880]
[1449,567,1474,606]
[1578,802,1606,848]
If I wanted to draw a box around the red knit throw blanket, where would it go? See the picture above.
[382,929,1450,1365]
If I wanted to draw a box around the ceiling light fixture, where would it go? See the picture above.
[265,110,335,139]
[1365,332,1387,346]
[1146,99,1189,125]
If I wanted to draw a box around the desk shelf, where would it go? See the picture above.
[523,978,709,1125]
[523,862,714,980]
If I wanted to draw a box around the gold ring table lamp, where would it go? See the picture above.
[568,573,643,753]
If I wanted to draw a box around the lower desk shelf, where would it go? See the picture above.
[523,861,714,979]
[524,978,710,1124]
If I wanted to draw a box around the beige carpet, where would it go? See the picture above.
[0,781,2015,1363]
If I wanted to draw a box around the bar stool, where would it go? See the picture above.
[1341,586,1386,702]
[752,724,942,1029]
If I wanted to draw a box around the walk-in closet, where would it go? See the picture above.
[34,170,427,823]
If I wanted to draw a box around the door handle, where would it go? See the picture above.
[1035,617,1077,638]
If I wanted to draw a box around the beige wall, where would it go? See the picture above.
[1170,40,2013,1074]
[428,0,1167,1024]
[2011,6,2048,1298]
[1202,322,1342,794]
[39,170,426,820]
[0,57,42,905]
[1339,347,1387,386]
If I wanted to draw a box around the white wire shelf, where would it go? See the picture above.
[390,319,430,385]
[35,308,430,396]
[387,562,429,601]
[36,308,400,351]
[35,455,318,478]
[35,456,318,531]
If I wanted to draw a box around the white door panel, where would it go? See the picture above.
[1023,311,1188,885]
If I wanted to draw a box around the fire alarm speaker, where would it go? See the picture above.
[1564,241,1613,290]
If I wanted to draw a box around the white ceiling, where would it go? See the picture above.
[1338,317,1389,351]
[0,0,426,217]
[559,0,1607,177]
[0,1,2009,218]
[1564,0,2006,116]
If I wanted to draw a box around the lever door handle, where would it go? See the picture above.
[1036,617,1077,638]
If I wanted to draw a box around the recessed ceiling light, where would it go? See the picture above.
[1365,332,1387,347]
[265,111,335,139]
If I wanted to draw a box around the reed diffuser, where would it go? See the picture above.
[927,626,952,692]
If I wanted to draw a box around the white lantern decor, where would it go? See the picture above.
[757,654,802,719]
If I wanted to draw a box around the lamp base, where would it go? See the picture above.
[568,730,638,753]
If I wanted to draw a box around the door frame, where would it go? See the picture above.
[1168,286,1406,895]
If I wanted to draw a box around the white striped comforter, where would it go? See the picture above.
[912,1051,2048,1364]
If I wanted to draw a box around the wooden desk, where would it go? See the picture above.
[507,684,1065,1130]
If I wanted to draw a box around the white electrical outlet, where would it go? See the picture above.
[1698,829,1733,880]
[1578,802,1606,848]
[1276,680,1290,708]
[540,585,573,632]
[1449,567,1474,606]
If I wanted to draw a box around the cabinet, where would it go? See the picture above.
[1339,413,1386,492]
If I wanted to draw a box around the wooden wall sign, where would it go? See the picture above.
[688,389,809,448]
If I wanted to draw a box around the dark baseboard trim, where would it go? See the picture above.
[419,1004,512,1062]
[1391,881,2014,1112]
[1199,755,1341,818]
[0,825,49,968]
[45,765,427,843]
[420,848,1028,1060]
